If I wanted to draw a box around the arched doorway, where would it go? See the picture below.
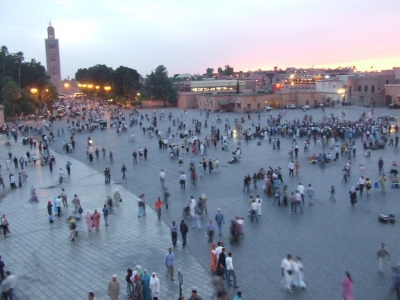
[386,95,392,106]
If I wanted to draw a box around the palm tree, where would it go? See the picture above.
[0,46,8,75]
[1,80,22,118]
[15,51,24,87]
[41,84,57,113]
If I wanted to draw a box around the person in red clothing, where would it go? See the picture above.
[155,197,163,221]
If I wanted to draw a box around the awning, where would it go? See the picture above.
[219,100,229,105]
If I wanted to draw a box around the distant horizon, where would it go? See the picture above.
[1,0,399,79]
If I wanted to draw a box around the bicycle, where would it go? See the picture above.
[55,176,70,185]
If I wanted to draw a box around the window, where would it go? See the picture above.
[257,103,260,109]
[349,86,352,94]
[364,86,368,92]
[358,86,361,92]
[247,104,251,109]
[371,86,375,93]
[386,80,389,84]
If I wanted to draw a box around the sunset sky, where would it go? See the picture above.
[1,0,399,79]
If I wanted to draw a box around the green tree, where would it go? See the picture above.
[206,68,214,77]
[217,67,223,74]
[0,46,8,75]
[1,79,22,117]
[223,65,233,76]
[112,66,141,101]
[144,65,176,105]
[40,83,58,113]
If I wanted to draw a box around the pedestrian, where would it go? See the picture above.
[306,184,314,206]
[365,178,372,195]
[0,256,4,282]
[164,248,174,281]
[5,271,15,300]
[56,196,62,217]
[47,201,54,224]
[0,272,10,299]
[288,161,294,177]
[149,272,160,300]
[215,209,224,236]
[295,190,303,213]
[92,209,101,231]
[85,211,93,232]
[233,291,243,300]
[180,219,189,248]
[250,199,259,222]
[357,176,365,196]
[378,173,387,193]
[180,172,186,191]
[281,254,293,293]
[170,221,178,246]
[121,164,127,179]
[207,220,215,244]
[29,186,39,202]
[226,252,239,288]
[125,269,133,298]
[66,161,71,176]
[102,204,109,226]
[72,194,81,214]
[390,267,400,300]
[341,272,354,300]
[159,169,166,187]
[295,161,300,176]
[292,256,306,289]
[218,248,228,280]
[132,151,138,164]
[142,269,151,300]
[349,187,357,206]
[108,275,120,300]
[1,215,10,238]
[210,243,217,273]
[138,194,145,218]
[155,197,163,221]
[131,271,143,300]
[297,183,305,205]
[377,242,390,273]
[330,185,336,201]
[61,188,68,207]
[188,290,203,300]
[113,188,121,207]
[378,157,384,174]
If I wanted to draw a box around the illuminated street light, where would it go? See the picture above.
[31,88,37,94]
[104,86,111,91]
[137,93,140,96]
[95,86,100,90]
[88,84,93,89]
[64,83,69,88]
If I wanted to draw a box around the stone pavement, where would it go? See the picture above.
[0,139,214,299]
[3,105,400,300]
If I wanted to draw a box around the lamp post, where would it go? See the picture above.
[31,88,40,115]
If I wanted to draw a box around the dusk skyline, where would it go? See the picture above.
[1,0,399,79]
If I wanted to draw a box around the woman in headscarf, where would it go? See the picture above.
[113,188,121,207]
[210,243,217,273]
[131,271,143,300]
[349,187,357,206]
[135,265,144,279]
[92,209,101,230]
[149,272,160,300]
[341,271,354,300]
[85,211,93,232]
[142,269,151,300]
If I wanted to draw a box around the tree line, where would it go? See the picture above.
[75,64,176,106]
[0,46,57,117]
[206,65,234,77]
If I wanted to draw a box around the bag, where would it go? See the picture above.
[366,183,372,189]
[78,206,83,214]
[180,179,184,184]
[287,270,293,275]
[374,182,380,189]
[120,198,122,202]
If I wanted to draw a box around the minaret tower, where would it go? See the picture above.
[45,23,62,91]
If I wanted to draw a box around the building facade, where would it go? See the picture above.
[45,24,62,91]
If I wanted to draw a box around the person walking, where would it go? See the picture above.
[180,220,189,248]
[207,220,215,244]
[357,176,365,196]
[210,243,217,273]
[188,290,203,300]
[215,209,225,236]
[378,157,384,174]
[121,164,127,179]
[341,272,354,300]
[164,248,174,281]
[306,184,315,206]
[113,188,121,207]
[1,215,10,238]
[66,161,71,176]
[155,197,163,221]
[288,161,294,177]
[47,201,54,224]
[108,275,120,300]
[295,161,300,176]
[149,272,160,299]
[125,269,133,298]
[5,271,15,300]
[170,221,178,247]
[349,187,357,206]
[250,199,259,222]
[226,252,239,288]
[180,172,186,191]
[61,188,68,207]
[92,209,101,231]
[378,173,387,193]
[72,194,81,214]
[281,254,293,293]
[377,243,390,273]
[292,257,306,289]
[56,196,62,217]
[297,183,305,205]
[389,267,400,300]
[218,248,228,280]
[138,195,145,218]
[102,204,109,226]
[159,169,166,187]
[85,211,93,232]
[142,269,151,300]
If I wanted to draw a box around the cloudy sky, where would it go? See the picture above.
[1,0,399,79]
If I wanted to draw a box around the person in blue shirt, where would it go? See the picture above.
[164,248,174,281]
[234,291,243,300]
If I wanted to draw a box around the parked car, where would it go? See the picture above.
[342,102,352,106]
[377,115,398,121]
[388,103,400,109]
[289,104,296,109]
[265,106,271,112]
[302,105,310,110]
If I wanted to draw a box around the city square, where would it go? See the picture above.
[1,105,400,299]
